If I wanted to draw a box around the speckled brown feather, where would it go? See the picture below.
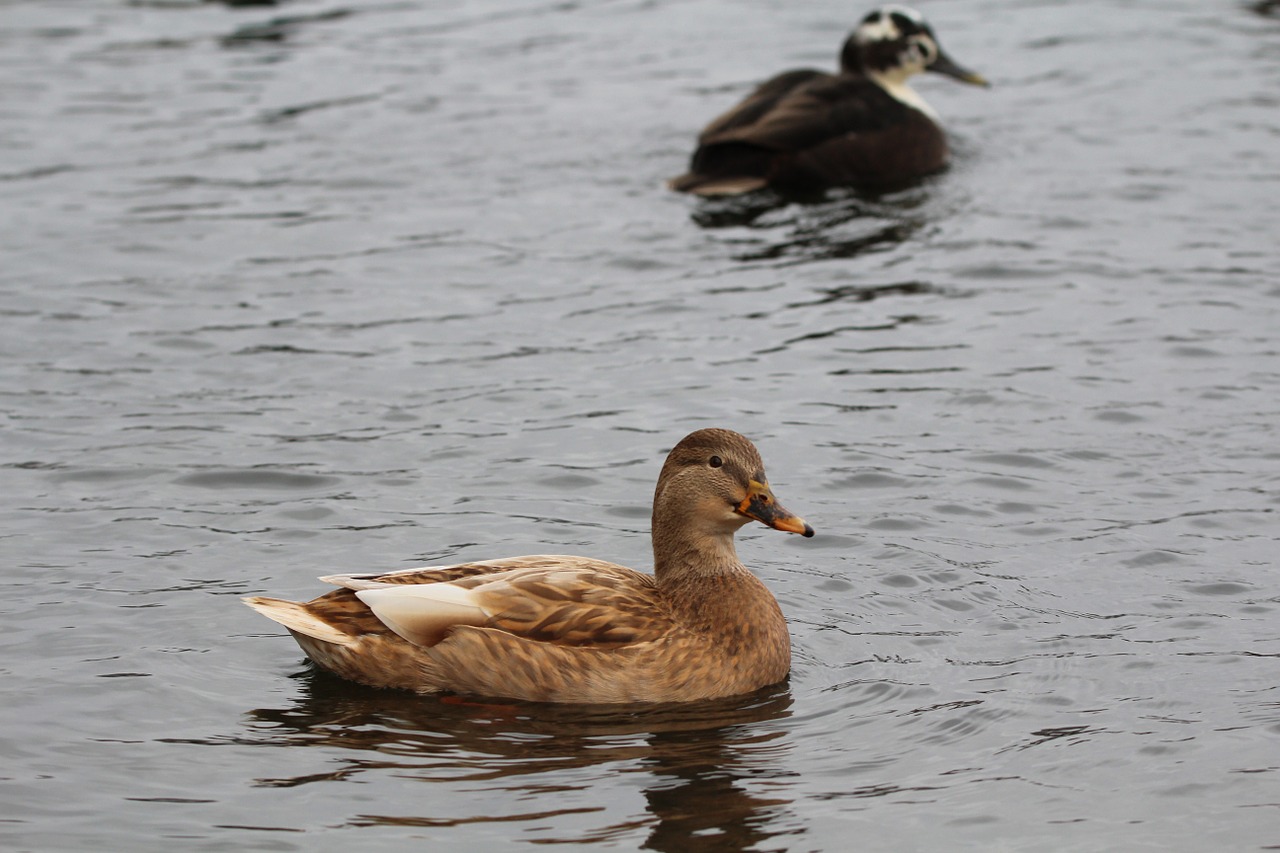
[244,428,811,704]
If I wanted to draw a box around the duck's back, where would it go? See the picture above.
[695,68,832,141]
[670,71,947,195]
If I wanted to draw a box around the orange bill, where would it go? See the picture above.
[736,479,815,538]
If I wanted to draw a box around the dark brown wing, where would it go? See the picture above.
[696,69,832,141]
[672,74,931,193]
[698,75,906,156]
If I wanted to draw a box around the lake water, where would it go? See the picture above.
[2,0,1278,850]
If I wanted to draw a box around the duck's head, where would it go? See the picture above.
[841,5,988,88]
[652,429,814,548]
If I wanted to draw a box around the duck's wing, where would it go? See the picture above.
[671,74,904,194]
[354,559,671,649]
[696,69,831,141]
[698,74,902,153]
[318,555,589,590]
[246,556,673,651]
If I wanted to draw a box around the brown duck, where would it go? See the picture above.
[243,428,814,703]
[668,5,989,196]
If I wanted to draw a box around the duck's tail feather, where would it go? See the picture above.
[242,596,355,647]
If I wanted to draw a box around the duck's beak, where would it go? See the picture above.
[736,480,815,537]
[930,50,989,87]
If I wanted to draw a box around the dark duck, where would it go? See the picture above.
[668,6,988,196]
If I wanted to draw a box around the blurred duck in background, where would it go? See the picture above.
[669,5,989,196]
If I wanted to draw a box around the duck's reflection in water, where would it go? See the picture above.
[245,668,799,850]
[637,718,801,852]
[688,185,931,266]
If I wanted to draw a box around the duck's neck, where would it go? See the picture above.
[838,36,864,77]
[652,525,745,584]
[840,36,939,122]
[870,69,938,121]
[651,522,786,651]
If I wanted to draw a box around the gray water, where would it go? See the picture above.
[2,0,1278,850]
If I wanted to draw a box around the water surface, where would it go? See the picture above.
[2,1,1278,850]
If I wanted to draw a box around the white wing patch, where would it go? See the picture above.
[356,584,491,647]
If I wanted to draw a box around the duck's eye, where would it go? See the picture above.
[910,35,937,64]
[708,456,723,468]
